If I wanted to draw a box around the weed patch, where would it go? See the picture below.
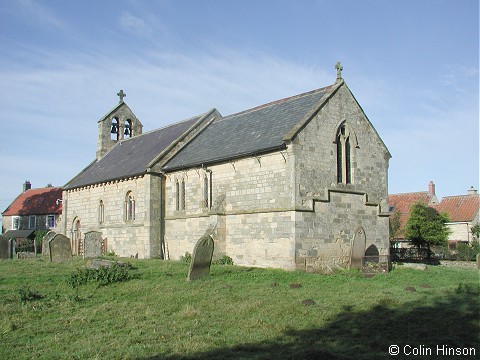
[455,282,480,295]
[18,287,44,303]
[67,263,136,288]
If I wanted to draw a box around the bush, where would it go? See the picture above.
[457,241,480,261]
[67,263,135,288]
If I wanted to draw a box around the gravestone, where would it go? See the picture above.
[49,234,72,262]
[477,253,480,269]
[0,236,15,259]
[83,231,103,259]
[42,231,57,257]
[187,234,214,281]
[350,227,366,270]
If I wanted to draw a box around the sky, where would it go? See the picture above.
[0,0,478,221]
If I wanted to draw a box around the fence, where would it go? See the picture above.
[390,246,431,262]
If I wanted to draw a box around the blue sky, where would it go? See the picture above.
[0,0,478,220]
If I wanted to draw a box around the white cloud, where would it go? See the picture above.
[14,0,67,30]
[0,41,477,207]
[0,45,333,205]
[119,11,152,38]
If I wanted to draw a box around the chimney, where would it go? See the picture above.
[23,180,31,192]
[428,180,435,195]
[468,186,478,195]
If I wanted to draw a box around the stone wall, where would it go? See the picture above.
[63,175,161,258]
[292,84,390,208]
[295,192,389,272]
[291,84,390,272]
[164,151,296,268]
[96,103,143,160]
[164,83,390,272]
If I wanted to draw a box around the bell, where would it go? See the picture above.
[110,123,118,134]
[124,124,131,136]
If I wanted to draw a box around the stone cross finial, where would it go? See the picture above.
[117,89,126,103]
[335,62,343,81]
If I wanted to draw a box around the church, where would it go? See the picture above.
[62,65,391,272]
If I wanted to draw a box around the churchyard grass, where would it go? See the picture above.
[0,259,478,359]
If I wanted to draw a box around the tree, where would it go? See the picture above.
[471,224,480,241]
[404,202,450,248]
[389,209,401,240]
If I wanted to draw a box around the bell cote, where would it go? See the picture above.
[96,90,143,160]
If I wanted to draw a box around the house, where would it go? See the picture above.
[388,181,439,247]
[2,181,63,241]
[62,66,391,272]
[389,182,479,251]
[435,187,479,245]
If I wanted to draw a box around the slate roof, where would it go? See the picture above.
[435,194,479,222]
[2,187,63,216]
[162,84,337,171]
[65,114,205,189]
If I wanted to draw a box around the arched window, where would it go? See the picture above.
[174,178,186,211]
[175,180,180,211]
[125,191,135,221]
[181,179,186,210]
[203,174,210,209]
[110,117,120,141]
[98,200,105,224]
[336,123,352,184]
[124,119,132,139]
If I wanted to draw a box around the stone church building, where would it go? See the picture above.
[63,67,391,272]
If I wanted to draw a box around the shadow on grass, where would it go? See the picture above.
[140,289,479,360]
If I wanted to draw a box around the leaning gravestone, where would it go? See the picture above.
[350,228,366,270]
[83,231,103,259]
[49,234,72,262]
[0,236,14,259]
[187,234,214,281]
[42,231,57,257]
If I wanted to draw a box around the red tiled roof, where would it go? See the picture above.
[388,192,437,238]
[2,187,63,216]
[435,194,479,223]
[388,192,435,214]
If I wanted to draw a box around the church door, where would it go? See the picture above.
[350,227,366,270]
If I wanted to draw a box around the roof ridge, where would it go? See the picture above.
[441,194,479,199]
[113,111,209,142]
[389,191,430,196]
[26,186,62,191]
[220,85,335,121]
